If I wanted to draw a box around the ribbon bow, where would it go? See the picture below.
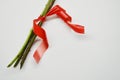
[33,5,85,63]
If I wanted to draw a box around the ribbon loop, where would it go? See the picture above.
[48,5,84,33]
[57,11,72,22]
[33,5,85,63]
[47,5,65,16]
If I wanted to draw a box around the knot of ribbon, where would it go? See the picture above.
[33,5,85,63]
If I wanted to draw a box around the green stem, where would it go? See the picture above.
[7,29,33,67]
[13,29,34,67]
[20,34,36,69]
[7,0,56,68]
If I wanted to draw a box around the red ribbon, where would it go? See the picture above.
[33,5,85,63]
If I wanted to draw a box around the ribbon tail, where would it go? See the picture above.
[33,19,49,63]
[67,22,85,34]
[33,40,48,63]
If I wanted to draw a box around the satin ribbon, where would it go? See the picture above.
[33,5,85,63]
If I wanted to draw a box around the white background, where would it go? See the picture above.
[0,0,120,80]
